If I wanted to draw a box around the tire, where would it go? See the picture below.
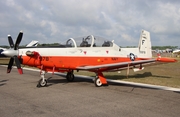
[37,79,47,87]
[66,73,74,82]
[94,78,102,87]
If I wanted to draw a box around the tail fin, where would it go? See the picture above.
[138,30,152,58]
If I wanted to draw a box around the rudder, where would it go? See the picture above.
[138,30,152,58]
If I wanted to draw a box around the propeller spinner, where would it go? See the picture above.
[2,31,23,74]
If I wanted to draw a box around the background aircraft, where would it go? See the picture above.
[0,47,7,57]
[26,40,39,47]
[173,49,180,55]
[2,30,177,87]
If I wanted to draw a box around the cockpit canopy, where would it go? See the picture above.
[63,35,114,48]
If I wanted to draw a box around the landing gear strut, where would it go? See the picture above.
[37,71,47,87]
[66,70,74,82]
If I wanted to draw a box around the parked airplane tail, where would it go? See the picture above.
[26,40,39,47]
[138,30,152,58]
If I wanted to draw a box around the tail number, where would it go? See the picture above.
[42,57,49,61]
[140,51,146,54]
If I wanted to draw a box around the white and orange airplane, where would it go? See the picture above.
[2,30,177,87]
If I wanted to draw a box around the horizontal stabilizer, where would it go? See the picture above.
[156,57,177,62]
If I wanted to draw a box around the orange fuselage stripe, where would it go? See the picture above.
[22,56,142,69]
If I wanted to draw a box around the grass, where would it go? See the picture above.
[1,57,180,88]
[0,58,10,65]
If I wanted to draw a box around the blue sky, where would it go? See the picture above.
[0,0,180,46]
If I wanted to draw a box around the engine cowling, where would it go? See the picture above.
[22,51,41,66]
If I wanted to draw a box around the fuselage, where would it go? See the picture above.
[19,45,149,70]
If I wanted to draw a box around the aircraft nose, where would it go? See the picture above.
[1,49,18,57]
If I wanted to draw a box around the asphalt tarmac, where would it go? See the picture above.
[0,66,180,117]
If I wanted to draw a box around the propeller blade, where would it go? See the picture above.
[6,31,23,74]
[14,31,23,50]
[8,35,14,48]
[14,56,23,74]
[7,57,14,73]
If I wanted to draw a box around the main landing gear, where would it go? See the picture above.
[66,70,108,87]
[94,77,102,87]
[66,71,74,82]
[94,72,108,87]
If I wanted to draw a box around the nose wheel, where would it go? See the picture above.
[37,79,47,87]
[37,71,47,87]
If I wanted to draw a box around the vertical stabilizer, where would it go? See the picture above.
[138,30,152,58]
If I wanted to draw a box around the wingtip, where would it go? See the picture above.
[20,30,23,33]
[8,35,11,37]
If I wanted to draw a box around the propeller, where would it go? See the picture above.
[2,31,23,74]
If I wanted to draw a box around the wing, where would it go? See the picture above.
[76,59,156,72]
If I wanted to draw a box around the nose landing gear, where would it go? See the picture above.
[37,71,47,87]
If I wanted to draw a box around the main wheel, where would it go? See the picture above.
[37,79,47,87]
[94,78,102,87]
[66,73,74,82]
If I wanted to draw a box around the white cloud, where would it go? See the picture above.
[0,0,179,46]
[6,0,15,7]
